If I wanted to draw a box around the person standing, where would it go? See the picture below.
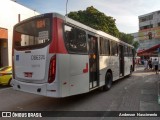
[153,58,159,74]
[148,58,152,70]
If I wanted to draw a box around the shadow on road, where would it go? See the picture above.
[4,69,159,111]
[0,85,11,89]
[12,76,133,111]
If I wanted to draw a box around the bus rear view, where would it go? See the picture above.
[11,13,61,97]
[11,13,134,98]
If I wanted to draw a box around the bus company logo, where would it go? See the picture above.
[2,112,11,117]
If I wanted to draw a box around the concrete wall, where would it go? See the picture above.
[0,0,39,66]
[139,39,160,50]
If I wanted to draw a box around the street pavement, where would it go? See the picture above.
[0,66,160,120]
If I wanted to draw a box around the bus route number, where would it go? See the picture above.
[37,19,45,28]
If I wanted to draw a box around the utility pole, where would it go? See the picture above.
[66,0,69,16]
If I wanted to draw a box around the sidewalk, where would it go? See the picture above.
[134,65,160,111]
[134,64,145,71]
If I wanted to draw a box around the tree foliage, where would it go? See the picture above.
[133,41,139,50]
[68,6,134,45]
[68,6,119,37]
[119,32,134,44]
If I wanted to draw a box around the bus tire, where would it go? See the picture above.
[103,72,112,91]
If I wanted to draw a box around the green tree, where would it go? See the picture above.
[119,32,134,44]
[68,6,119,37]
[68,6,134,46]
[133,41,139,50]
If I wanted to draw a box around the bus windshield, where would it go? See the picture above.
[13,17,51,49]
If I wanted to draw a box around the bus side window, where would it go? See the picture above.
[124,46,129,57]
[100,37,104,54]
[131,48,136,57]
[110,41,118,56]
[129,47,132,57]
[64,25,87,54]
[115,42,118,56]
[100,37,110,56]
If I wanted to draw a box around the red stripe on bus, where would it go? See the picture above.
[49,18,67,54]
[83,63,88,73]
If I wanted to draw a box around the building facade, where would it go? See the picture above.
[138,10,160,51]
[0,0,39,67]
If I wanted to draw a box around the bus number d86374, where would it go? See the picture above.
[31,55,45,60]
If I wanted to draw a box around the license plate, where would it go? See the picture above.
[24,72,33,77]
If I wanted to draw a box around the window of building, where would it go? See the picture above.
[64,25,87,54]
[140,24,153,30]
[139,15,153,22]
[139,17,146,22]
[149,15,153,20]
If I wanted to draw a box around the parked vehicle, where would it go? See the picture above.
[0,66,12,86]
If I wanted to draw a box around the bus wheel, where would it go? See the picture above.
[103,72,112,91]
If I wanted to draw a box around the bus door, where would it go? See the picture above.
[88,35,99,89]
[119,45,124,76]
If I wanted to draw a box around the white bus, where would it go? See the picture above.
[11,13,134,97]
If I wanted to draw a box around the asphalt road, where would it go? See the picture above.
[0,68,160,120]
